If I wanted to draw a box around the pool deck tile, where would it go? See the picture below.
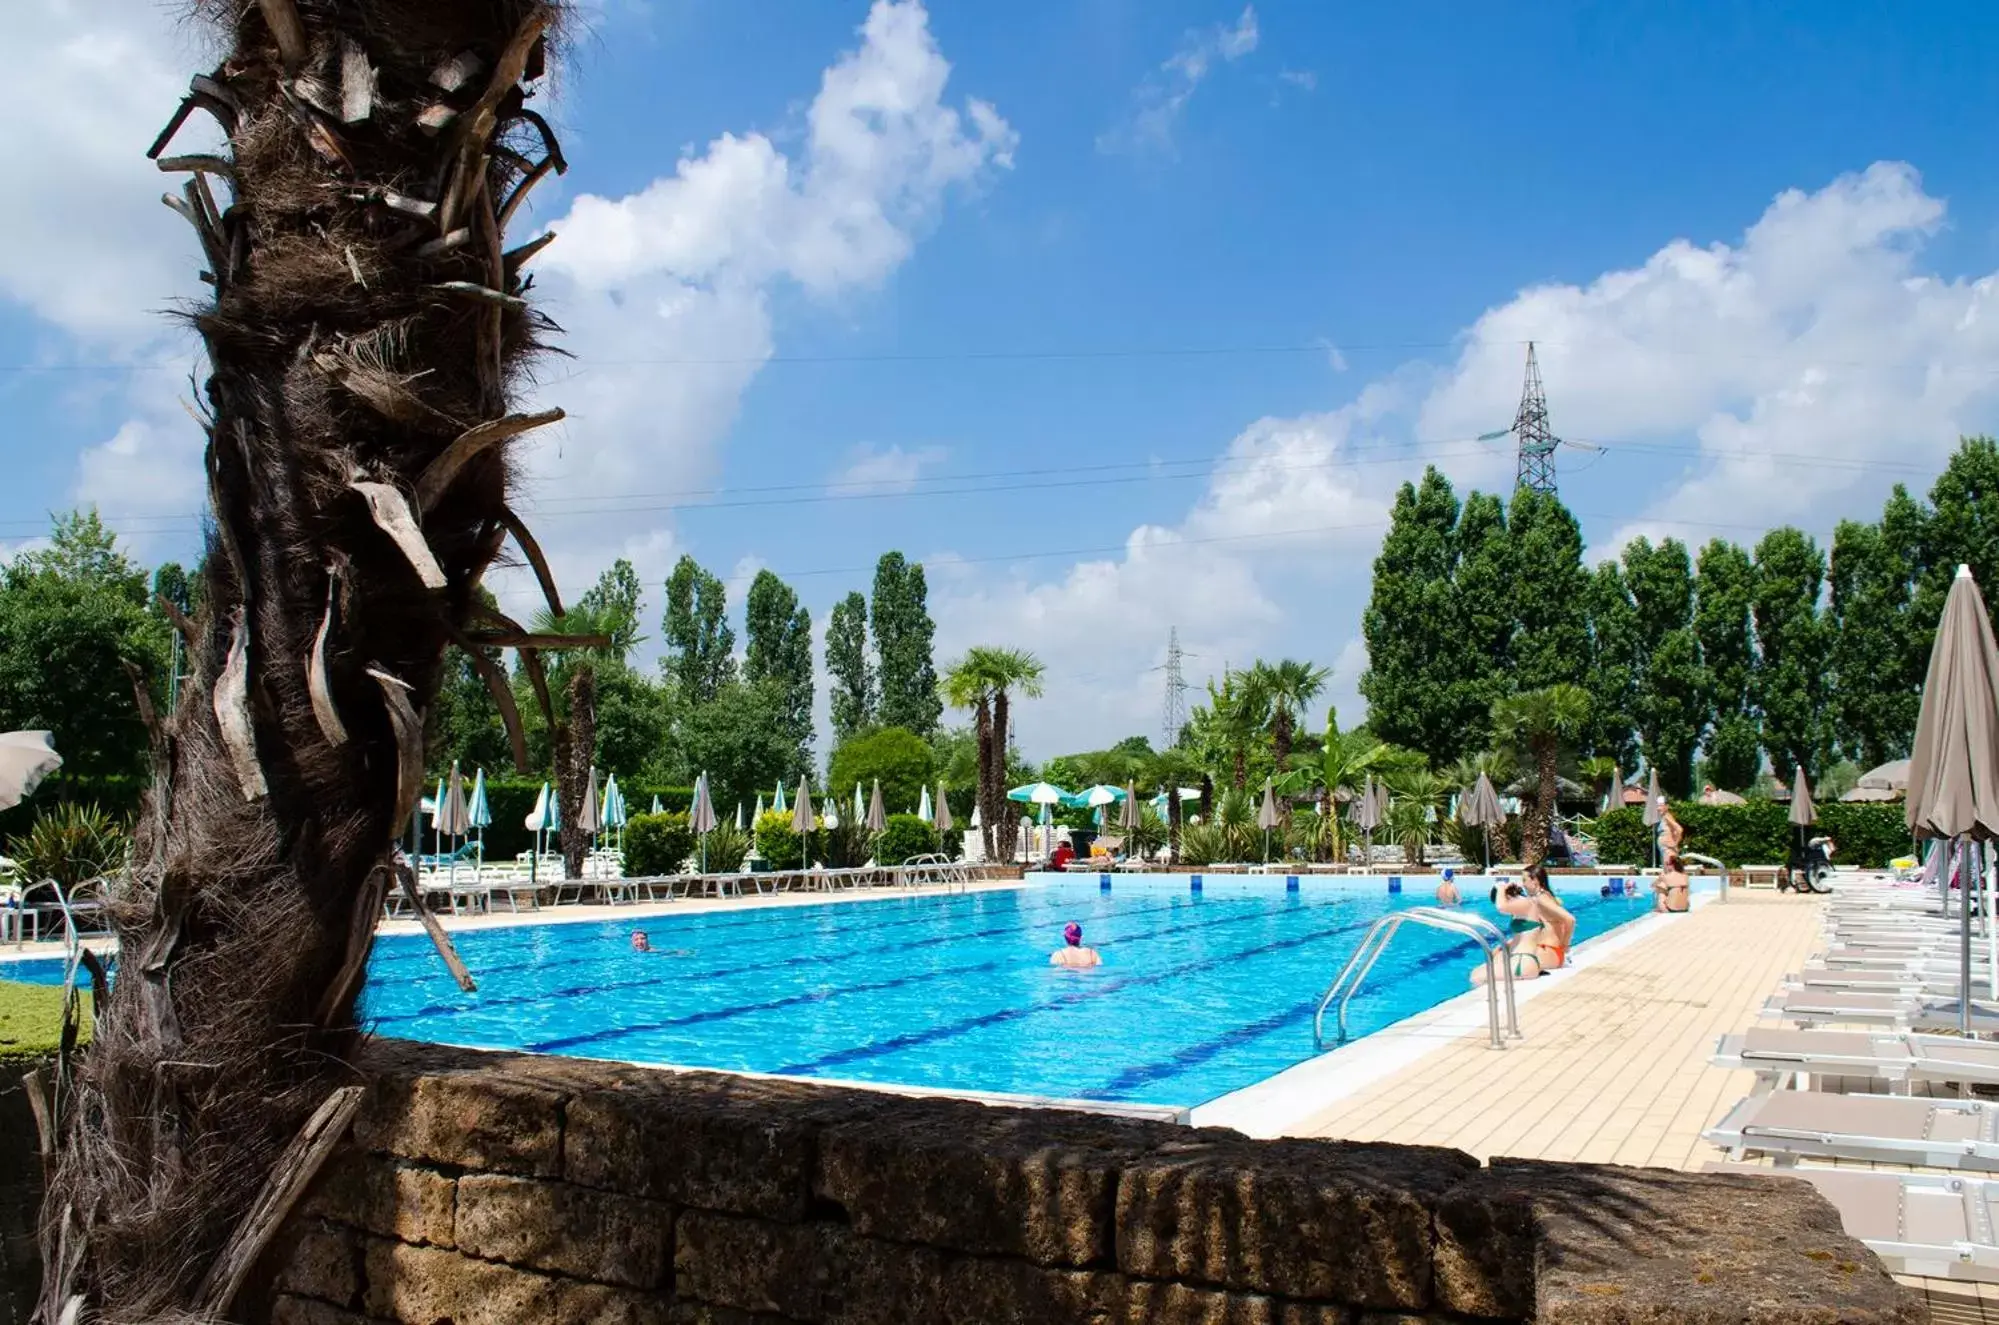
[1286,887,1994,1316]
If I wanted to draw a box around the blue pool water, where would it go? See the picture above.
[1,876,1659,1107]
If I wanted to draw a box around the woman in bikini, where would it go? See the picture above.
[1653,853,1691,913]
[1472,877,1566,984]
[1522,863,1576,967]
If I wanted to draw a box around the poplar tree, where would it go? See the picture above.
[744,569,815,772]
[1359,467,1461,760]
[1828,487,1924,767]
[1916,436,1999,636]
[1582,561,1639,769]
[826,591,876,745]
[1751,527,1830,780]
[1449,491,1513,756]
[872,552,942,736]
[1623,537,1705,795]
[1694,539,1760,790]
[1507,487,1591,692]
[663,554,735,704]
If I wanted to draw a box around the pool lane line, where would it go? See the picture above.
[364,882,1139,987]
[366,890,1268,1028]
[770,908,1393,1078]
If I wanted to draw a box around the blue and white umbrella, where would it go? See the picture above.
[918,786,932,822]
[467,767,491,865]
[650,794,663,816]
[773,779,788,814]
[753,792,765,824]
[1008,782,1072,807]
[523,781,558,884]
[602,774,628,838]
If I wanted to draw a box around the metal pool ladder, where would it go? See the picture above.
[1313,907,1522,1051]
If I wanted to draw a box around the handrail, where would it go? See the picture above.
[1313,906,1521,1051]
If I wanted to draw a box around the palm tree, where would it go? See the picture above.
[1146,747,1202,863]
[1490,684,1593,866]
[1276,709,1386,861]
[532,602,622,879]
[42,3,578,1315]
[981,647,1045,859]
[1202,670,1269,790]
[1384,767,1448,865]
[940,658,996,861]
[941,647,1044,862]
[1250,658,1330,773]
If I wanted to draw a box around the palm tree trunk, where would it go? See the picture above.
[555,666,596,880]
[38,4,569,1316]
[1168,793,1182,864]
[974,695,994,862]
[1232,745,1246,790]
[991,687,1011,860]
[1525,736,1559,866]
[1273,708,1293,772]
[1200,773,1214,821]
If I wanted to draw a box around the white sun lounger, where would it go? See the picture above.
[1763,989,1999,1031]
[1706,1164,1999,1283]
[1705,1090,1999,1170]
[1714,1027,1999,1093]
[1785,967,1966,996]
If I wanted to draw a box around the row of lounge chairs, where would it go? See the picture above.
[1702,871,1999,1282]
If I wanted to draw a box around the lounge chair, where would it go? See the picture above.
[1705,1090,1999,1170]
[1707,1165,1999,1283]
[1714,1027,1999,1093]
[1762,988,1999,1031]
[1784,967,1965,996]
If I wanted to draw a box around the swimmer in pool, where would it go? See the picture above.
[1049,921,1102,969]
[1436,876,1461,906]
[631,930,652,952]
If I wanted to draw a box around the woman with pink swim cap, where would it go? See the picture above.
[1049,921,1102,969]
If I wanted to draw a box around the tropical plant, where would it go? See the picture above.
[940,646,1044,865]
[1490,684,1593,866]
[940,657,996,861]
[1207,671,1270,790]
[877,814,941,866]
[1249,658,1330,772]
[705,822,752,873]
[1382,768,1448,865]
[7,803,129,889]
[1213,786,1260,861]
[1124,804,1168,860]
[1176,820,1228,867]
[1145,748,1202,863]
[1278,709,1389,861]
[621,812,696,879]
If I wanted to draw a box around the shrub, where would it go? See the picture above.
[823,819,872,869]
[7,803,128,888]
[1126,804,1167,859]
[1177,821,1226,867]
[622,812,695,878]
[755,811,803,870]
[705,822,751,873]
[828,728,936,818]
[877,814,940,865]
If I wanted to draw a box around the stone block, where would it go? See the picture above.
[455,1173,671,1288]
[1112,1278,1353,1324]
[556,1281,675,1325]
[815,1094,1158,1266]
[566,1072,852,1220]
[665,1305,794,1325]
[268,1218,361,1309]
[1491,1159,1926,1324]
[360,1238,563,1324]
[1116,1133,1478,1310]
[352,1055,562,1177]
[270,1294,388,1325]
[301,1150,456,1247]
[674,1210,831,1319]
[1432,1168,1536,1319]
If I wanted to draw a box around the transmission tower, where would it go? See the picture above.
[1513,341,1558,494]
[1159,628,1190,750]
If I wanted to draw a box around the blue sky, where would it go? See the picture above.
[6,0,1999,757]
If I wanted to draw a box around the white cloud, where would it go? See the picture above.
[1278,69,1317,92]
[501,0,1013,619]
[1099,5,1261,155]
[1417,162,1999,551]
[828,443,946,495]
[937,162,1999,756]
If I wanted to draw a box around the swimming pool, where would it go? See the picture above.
[1,874,1660,1109]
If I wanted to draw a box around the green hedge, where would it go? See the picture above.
[877,814,940,866]
[623,812,695,878]
[754,811,803,871]
[1585,802,1913,869]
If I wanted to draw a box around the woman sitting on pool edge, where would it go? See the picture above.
[1471,866,1571,983]
[1050,921,1102,969]
[1654,853,1691,913]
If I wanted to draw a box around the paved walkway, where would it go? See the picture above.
[1290,888,1995,1320]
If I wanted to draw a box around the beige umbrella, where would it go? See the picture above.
[578,767,602,836]
[1858,758,1911,793]
[1120,781,1141,858]
[1458,772,1504,870]
[1904,564,1999,1028]
[1256,778,1280,862]
[690,771,717,872]
[867,779,888,835]
[1699,787,1747,806]
[0,731,61,812]
[1789,767,1816,828]
[1605,763,1622,814]
[935,785,953,843]
[436,763,472,838]
[1840,785,1899,803]
[792,776,815,867]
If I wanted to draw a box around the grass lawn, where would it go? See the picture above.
[0,980,85,1062]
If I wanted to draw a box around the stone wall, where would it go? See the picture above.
[250,1040,1921,1324]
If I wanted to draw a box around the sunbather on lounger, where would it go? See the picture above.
[1654,854,1690,913]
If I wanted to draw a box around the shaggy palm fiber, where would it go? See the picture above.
[35,2,575,1319]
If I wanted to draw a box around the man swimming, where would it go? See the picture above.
[631,930,652,952]
[1049,921,1102,969]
